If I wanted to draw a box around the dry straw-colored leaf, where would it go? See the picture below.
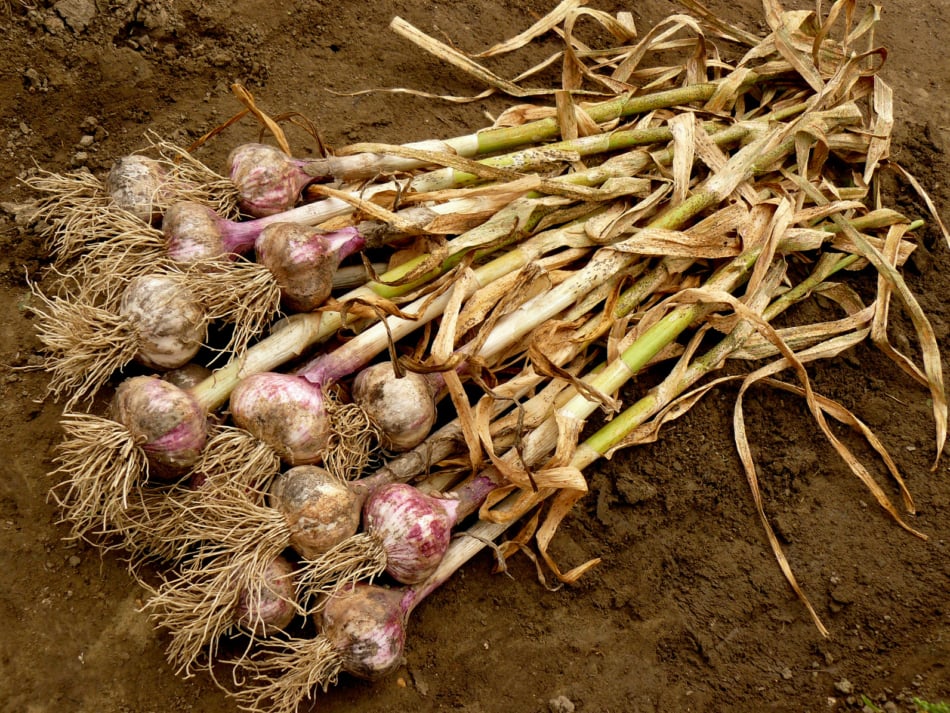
[669,112,696,207]
[888,162,950,250]
[230,84,292,156]
[869,223,930,387]
[864,76,893,183]
[677,0,764,46]
[721,288,929,635]
[474,0,589,58]
[389,16,574,99]
[534,485,601,583]
[609,226,741,258]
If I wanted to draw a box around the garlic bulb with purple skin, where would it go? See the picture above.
[254,223,365,312]
[229,373,332,465]
[162,200,263,264]
[352,364,441,452]
[235,554,299,637]
[320,583,410,680]
[362,482,460,584]
[162,199,370,271]
[111,375,208,476]
[139,465,371,677]
[145,547,303,677]
[226,325,385,468]
[227,143,324,218]
[264,469,463,589]
[227,583,411,712]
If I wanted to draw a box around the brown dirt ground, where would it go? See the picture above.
[1,1,948,712]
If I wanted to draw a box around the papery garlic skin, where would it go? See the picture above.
[255,223,364,312]
[162,201,230,263]
[230,373,331,465]
[270,465,362,559]
[112,375,208,476]
[228,143,313,218]
[320,584,409,680]
[119,274,206,370]
[363,483,460,584]
[105,154,167,224]
[352,364,437,452]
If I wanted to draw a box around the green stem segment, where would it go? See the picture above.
[472,83,723,155]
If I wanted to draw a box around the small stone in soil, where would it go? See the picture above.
[549,695,575,713]
[834,679,854,694]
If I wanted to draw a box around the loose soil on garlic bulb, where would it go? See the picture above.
[1,1,948,712]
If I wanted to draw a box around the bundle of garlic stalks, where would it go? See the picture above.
[23,0,949,710]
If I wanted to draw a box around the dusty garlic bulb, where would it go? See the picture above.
[118,273,206,370]
[269,465,363,559]
[111,375,208,476]
[162,201,237,263]
[230,373,331,465]
[320,583,409,680]
[105,154,167,223]
[255,223,365,312]
[352,363,437,452]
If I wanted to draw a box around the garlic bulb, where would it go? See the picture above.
[228,143,315,217]
[255,223,364,312]
[352,364,437,452]
[270,465,362,559]
[320,583,409,680]
[105,154,168,223]
[235,554,298,637]
[111,375,207,476]
[363,482,460,584]
[119,274,206,370]
[230,373,331,465]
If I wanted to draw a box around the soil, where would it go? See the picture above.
[1,1,948,712]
